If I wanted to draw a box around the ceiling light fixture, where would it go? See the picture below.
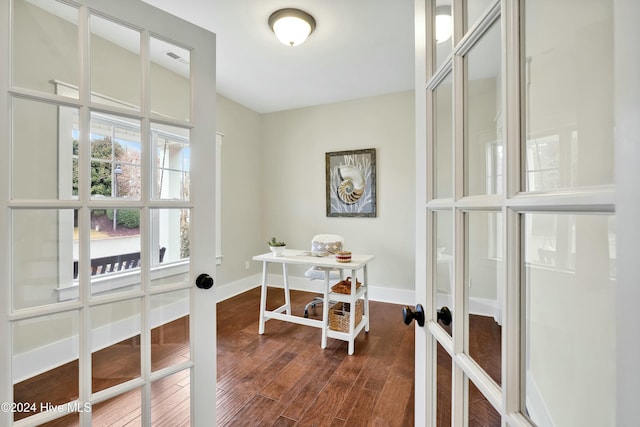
[435,6,452,43]
[268,8,316,47]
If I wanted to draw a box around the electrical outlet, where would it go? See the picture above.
[245,261,250,270]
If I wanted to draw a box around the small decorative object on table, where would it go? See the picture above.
[268,237,286,257]
[335,250,352,263]
[331,276,361,294]
[329,300,364,332]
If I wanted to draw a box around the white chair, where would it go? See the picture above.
[303,234,344,317]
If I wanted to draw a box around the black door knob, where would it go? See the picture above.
[195,273,214,289]
[437,306,452,326]
[403,304,425,327]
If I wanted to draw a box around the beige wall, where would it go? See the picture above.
[13,0,417,300]
[10,1,416,357]
[214,94,264,284]
[259,91,415,290]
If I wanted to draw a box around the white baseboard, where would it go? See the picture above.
[437,293,502,323]
[216,275,511,325]
[13,300,188,384]
[368,285,414,305]
[217,273,416,306]
[526,371,555,426]
[13,274,435,384]
[215,274,262,302]
[218,275,501,319]
[469,296,502,323]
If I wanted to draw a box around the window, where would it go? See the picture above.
[485,140,504,195]
[56,83,223,300]
[525,131,578,191]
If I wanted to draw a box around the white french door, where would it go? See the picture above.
[0,0,217,425]
[414,0,637,425]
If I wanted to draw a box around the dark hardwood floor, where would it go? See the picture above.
[14,317,191,426]
[219,288,501,427]
[436,317,501,426]
[216,287,415,427]
[13,287,502,426]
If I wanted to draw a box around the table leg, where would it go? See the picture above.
[321,269,330,349]
[282,263,291,315]
[258,261,268,334]
[364,265,370,333]
[348,268,357,355]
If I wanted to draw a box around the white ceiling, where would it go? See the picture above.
[142,0,416,113]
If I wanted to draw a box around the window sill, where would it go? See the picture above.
[56,261,190,301]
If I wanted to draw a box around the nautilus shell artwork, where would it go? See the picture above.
[337,165,365,204]
[326,149,376,217]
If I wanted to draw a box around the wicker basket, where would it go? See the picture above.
[329,300,363,332]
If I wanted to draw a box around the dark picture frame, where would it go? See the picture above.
[326,148,376,217]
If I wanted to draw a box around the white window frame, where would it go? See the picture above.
[54,84,223,302]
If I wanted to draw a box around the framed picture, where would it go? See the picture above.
[326,148,376,217]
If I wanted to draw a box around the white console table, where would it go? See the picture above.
[253,249,375,355]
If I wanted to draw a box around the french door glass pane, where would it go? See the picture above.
[436,342,452,425]
[12,0,79,98]
[434,73,453,199]
[151,208,190,267]
[12,209,76,309]
[435,210,453,337]
[523,213,615,426]
[468,377,500,427]
[464,20,503,197]
[434,0,452,71]
[13,311,79,422]
[153,123,191,200]
[465,211,503,385]
[151,370,191,424]
[12,98,78,200]
[151,290,190,371]
[464,0,495,33]
[90,208,141,297]
[150,37,191,121]
[91,299,142,393]
[523,0,614,191]
[91,387,141,424]
[39,414,79,426]
[89,112,142,200]
[90,14,141,110]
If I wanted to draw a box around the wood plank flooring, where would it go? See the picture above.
[14,317,191,426]
[216,287,415,427]
[218,288,500,426]
[436,318,502,427]
[13,286,502,426]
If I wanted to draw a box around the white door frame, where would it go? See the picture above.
[0,0,217,425]
[613,1,640,425]
[414,0,637,425]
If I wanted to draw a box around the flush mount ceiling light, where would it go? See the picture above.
[435,6,452,43]
[268,8,316,47]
